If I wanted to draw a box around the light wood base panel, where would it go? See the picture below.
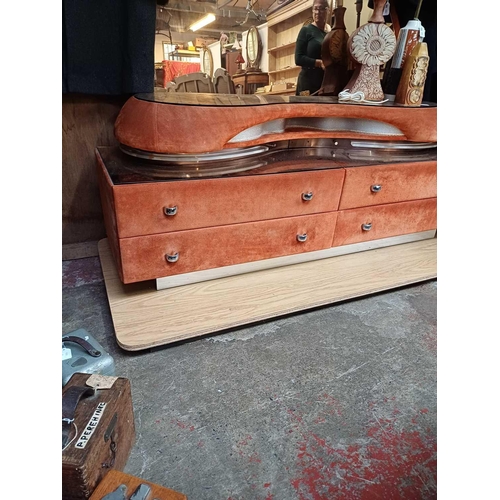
[98,237,437,351]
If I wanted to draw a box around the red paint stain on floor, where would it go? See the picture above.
[248,452,262,463]
[172,419,195,431]
[320,394,343,416]
[290,408,436,499]
[237,435,253,447]
[234,434,263,465]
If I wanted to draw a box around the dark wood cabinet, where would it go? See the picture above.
[231,72,269,94]
[223,50,241,78]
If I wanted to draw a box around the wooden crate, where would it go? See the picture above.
[62,374,135,500]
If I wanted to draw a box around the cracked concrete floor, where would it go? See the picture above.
[62,256,437,500]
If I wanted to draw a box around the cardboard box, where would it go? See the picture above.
[194,37,218,47]
[271,82,294,92]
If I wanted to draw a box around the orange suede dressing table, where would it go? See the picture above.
[96,92,437,351]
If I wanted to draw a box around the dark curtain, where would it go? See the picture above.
[391,0,436,103]
[368,0,437,103]
[62,0,156,95]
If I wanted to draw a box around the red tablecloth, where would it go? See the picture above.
[162,60,201,87]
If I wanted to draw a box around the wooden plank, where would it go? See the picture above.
[98,237,436,351]
[268,41,296,53]
[89,470,187,500]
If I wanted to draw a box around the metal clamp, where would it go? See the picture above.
[296,233,308,242]
[102,440,117,469]
[104,413,118,442]
[164,206,178,216]
[361,223,372,231]
[370,184,382,193]
[302,192,313,201]
[165,252,179,263]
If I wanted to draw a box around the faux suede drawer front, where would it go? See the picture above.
[332,198,437,247]
[338,161,437,210]
[119,212,338,283]
[113,169,345,238]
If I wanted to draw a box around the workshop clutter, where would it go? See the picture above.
[62,373,135,499]
[62,329,116,386]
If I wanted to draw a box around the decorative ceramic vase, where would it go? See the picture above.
[318,4,350,96]
[395,41,429,106]
[340,0,396,103]
[383,19,423,98]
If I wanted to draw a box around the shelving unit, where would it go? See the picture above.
[268,66,299,76]
[169,49,200,63]
[267,41,296,53]
[266,0,314,86]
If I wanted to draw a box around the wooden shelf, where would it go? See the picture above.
[266,0,312,86]
[257,88,296,96]
[267,0,313,26]
[268,41,296,53]
[169,49,200,58]
[268,66,300,75]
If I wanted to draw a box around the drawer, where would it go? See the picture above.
[113,169,345,238]
[338,161,436,209]
[119,212,338,283]
[332,198,436,247]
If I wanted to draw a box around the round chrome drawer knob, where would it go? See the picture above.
[164,206,178,216]
[296,234,308,242]
[370,184,382,193]
[165,252,179,263]
[302,192,314,201]
[361,223,372,231]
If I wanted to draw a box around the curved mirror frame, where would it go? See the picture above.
[246,26,262,70]
[201,47,214,78]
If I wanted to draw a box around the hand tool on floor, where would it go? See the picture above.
[101,484,127,500]
[130,484,152,500]
[101,483,152,500]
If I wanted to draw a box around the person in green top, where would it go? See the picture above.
[294,0,331,96]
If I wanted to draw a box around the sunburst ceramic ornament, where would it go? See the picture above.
[339,0,396,104]
[351,23,395,66]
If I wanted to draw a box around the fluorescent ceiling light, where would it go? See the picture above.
[189,13,216,32]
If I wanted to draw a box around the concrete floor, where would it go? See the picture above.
[62,255,437,500]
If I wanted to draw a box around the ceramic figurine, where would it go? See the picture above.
[394,41,429,106]
[339,0,396,104]
[382,19,423,98]
[383,0,426,99]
